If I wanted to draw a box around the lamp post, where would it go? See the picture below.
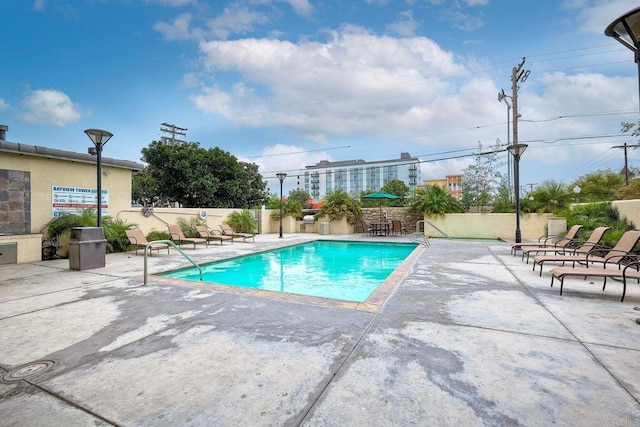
[276,173,287,238]
[507,143,528,244]
[605,6,640,112]
[84,129,113,228]
[605,7,640,327]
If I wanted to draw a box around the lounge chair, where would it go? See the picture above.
[549,258,640,302]
[167,224,208,249]
[195,225,233,245]
[532,230,640,276]
[220,223,255,242]
[511,224,583,256]
[125,228,170,256]
[522,226,609,263]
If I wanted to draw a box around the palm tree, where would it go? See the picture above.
[315,189,362,224]
[408,185,462,216]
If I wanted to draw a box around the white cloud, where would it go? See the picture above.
[567,0,639,33]
[282,0,313,17]
[143,0,196,6]
[0,98,9,110]
[206,4,269,39]
[19,89,84,126]
[192,26,467,139]
[33,0,45,11]
[387,10,419,36]
[154,13,194,41]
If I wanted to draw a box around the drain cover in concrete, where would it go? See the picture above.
[2,361,55,382]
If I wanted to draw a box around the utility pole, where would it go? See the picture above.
[612,142,639,185]
[160,122,188,145]
[511,57,530,148]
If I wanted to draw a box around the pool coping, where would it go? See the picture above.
[148,241,426,313]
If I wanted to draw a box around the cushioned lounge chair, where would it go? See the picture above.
[167,224,208,249]
[511,224,583,256]
[125,228,170,256]
[549,259,640,302]
[195,225,233,245]
[532,230,640,276]
[522,226,609,263]
[220,223,255,242]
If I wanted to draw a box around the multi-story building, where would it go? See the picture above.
[420,175,463,199]
[301,152,421,202]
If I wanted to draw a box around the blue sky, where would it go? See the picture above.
[1,0,639,196]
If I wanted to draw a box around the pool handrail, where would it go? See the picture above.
[415,220,449,239]
[143,240,202,285]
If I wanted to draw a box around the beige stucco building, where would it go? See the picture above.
[0,138,143,263]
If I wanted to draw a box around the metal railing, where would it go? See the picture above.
[416,220,450,239]
[143,240,202,285]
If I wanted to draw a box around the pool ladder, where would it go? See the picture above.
[143,240,202,285]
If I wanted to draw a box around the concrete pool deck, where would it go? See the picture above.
[1,233,639,425]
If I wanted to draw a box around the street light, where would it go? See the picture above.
[605,7,640,327]
[507,143,528,244]
[605,6,640,111]
[84,128,113,228]
[276,173,287,238]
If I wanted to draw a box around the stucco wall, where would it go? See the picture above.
[422,213,553,240]
[0,152,136,234]
[612,199,640,228]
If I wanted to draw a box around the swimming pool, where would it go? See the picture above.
[163,240,418,302]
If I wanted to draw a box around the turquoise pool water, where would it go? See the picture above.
[163,240,417,302]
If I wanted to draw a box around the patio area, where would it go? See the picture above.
[1,233,639,425]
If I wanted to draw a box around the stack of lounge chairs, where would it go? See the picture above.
[514,226,640,302]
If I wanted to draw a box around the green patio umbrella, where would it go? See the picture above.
[361,191,400,220]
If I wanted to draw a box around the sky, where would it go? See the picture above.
[1,0,640,196]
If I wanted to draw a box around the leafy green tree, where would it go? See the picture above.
[492,179,514,213]
[614,178,640,200]
[407,185,462,216]
[381,179,409,206]
[287,188,312,209]
[460,141,505,212]
[140,141,268,208]
[315,189,362,224]
[569,170,624,202]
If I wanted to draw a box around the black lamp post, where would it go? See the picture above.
[605,6,640,111]
[84,129,113,228]
[507,143,528,244]
[276,173,287,238]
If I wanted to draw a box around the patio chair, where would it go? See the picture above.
[195,225,233,245]
[361,219,373,236]
[391,219,405,236]
[167,224,208,249]
[522,226,609,263]
[532,230,640,276]
[220,223,255,242]
[549,258,640,302]
[510,224,583,256]
[125,228,170,256]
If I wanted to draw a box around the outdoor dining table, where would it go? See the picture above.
[371,221,392,236]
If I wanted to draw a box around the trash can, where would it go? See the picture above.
[319,222,330,235]
[68,227,107,270]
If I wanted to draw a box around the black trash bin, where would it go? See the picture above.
[68,227,106,270]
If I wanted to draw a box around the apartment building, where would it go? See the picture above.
[301,152,420,202]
